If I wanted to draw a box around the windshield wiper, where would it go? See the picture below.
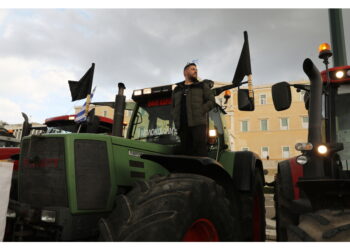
[134,135,161,141]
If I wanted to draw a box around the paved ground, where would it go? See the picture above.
[265,193,276,241]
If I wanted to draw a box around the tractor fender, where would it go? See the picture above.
[140,153,235,198]
[232,151,265,192]
[278,157,304,201]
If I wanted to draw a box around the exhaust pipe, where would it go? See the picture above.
[302,58,324,178]
[112,83,126,137]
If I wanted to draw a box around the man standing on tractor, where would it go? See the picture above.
[172,63,215,156]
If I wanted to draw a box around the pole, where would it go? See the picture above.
[328,9,348,67]
[247,74,253,98]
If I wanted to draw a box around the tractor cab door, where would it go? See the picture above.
[335,84,350,174]
[208,105,228,160]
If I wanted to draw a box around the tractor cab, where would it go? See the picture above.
[44,114,113,134]
[321,65,350,171]
[127,84,230,158]
[0,128,20,148]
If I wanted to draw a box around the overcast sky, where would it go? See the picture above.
[0,8,350,124]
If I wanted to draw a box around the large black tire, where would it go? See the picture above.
[99,173,240,241]
[288,209,350,241]
[238,168,266,241]
[274,172,299,241]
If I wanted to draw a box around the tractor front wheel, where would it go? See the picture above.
[288,209,350,241]
[99,173,240,241]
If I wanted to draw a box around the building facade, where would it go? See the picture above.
[226,81,309,160]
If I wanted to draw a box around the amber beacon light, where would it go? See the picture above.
[318,43,333,60]
[318,43,331,52]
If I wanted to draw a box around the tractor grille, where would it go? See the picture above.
[18,137,68,208]
[74,139,110,210]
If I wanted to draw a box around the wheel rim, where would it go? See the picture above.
[253,193,262,241]
[182,218,219,241]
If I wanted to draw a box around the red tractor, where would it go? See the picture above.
[272,43,350,241]
[0,127,20,169]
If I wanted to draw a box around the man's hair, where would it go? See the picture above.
[184,62,197,71]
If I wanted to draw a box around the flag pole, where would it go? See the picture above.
[77,93,91,134]
[248,74,253,98]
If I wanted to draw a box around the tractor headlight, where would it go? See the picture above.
[133,90,142,96]
[209,129,217,137]
[296,155,309,165]
[143,88,152,94]
[335,70,345,79]
[317,145,328,155]
[295,142,313,151]
[41,210,56,223]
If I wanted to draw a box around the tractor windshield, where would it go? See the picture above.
[335,84,350,170]
[129,97,227,149]
[130,97,180,145]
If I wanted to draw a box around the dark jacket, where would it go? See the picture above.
[172,79,215,129]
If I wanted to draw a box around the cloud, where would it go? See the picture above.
[0,98,22,124]
[0,9,350,124]
[0,56,77,123]
[0,10,8,24]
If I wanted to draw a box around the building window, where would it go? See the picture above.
[301,116,308,128]
[260,94,267,105]
[103,110,108,117]
[280,117,289,130]
[260,119,268,131]
[241,120,249,132]
[282,146,290,159]
[261,147,269,159]
[242,147,249,151]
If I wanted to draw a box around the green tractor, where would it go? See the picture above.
[8,34,266,242]
[272,44,350,241]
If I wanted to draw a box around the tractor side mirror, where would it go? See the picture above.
[238,89,255,111]
[272,82,292,111]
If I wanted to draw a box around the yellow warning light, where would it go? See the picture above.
[224,90,231,97]
[318,43,331,53]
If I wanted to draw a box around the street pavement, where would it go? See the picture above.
[265,193,276,241]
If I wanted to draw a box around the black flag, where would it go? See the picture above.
[232,31,252,84]
[68,63,95,101]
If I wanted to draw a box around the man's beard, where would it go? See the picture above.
[189,75,198,82]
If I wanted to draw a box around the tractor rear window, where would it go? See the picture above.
[130,103,180,145]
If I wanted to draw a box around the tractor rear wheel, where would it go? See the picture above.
[288,209,350,241]
[274,172,299,241]
[238,168,266,241]
[99,173,240,241]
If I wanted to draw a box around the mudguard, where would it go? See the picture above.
[232,151,264,192]
[141,153,235,197]
[278,157,304,201]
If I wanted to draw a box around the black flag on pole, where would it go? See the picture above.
[232,31,252,84]
[68,63,95,101]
